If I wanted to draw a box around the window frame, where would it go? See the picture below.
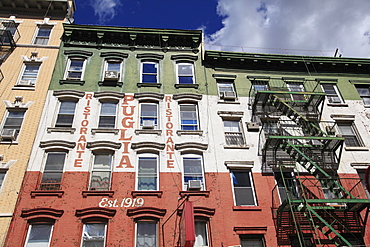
[33,25,52,45]
[0,169,7,192]
[17,63,41,87]
[89,152,113,191]
[274,171,300,203]
[81,222,107,247]
[217,80,236,100]
[179,103,199,131]
[321,83,344,104]
[139,102,159,130]
[135,220,158,247]
[182,154,205,191]
[357,169,370,198]
[336,121,363,147]
[64,57,86,81]
[55,99,77,128]
[98,101,117,129]
[141,61,159,84]
[1,109,26,141]
[240,234,266,247]
[176,62,195,84]
[223,119,245,146]
[103,59,122,81]
[25,223,54,247]
[355,84,370,106]
[287,82,305,101]
[194,220,209,247]
[230,169,257,206]
[136,153,159,191]
[39,152,67,190]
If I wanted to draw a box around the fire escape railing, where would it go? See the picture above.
[0,19,20,82]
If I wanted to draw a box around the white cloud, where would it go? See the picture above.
[89,0,122,24]
[207,0,370,57]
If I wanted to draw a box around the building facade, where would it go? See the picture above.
[0,0,74,245]
[5,23,370,247]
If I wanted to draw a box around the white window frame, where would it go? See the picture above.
[355,85,370,106]
[140,103,158,130]
[141,61,158,83]
[179,103,199,131]
[103,59,122,81]
[274,171,300,203]
[337,121,363,147]
[64,57,86,81]
[25,224,53,247]
[1,109,26,141]
[0,169,7,192]
[230,169,257,206]
[223,120,245,146]
[135,220,157,247]
[182,154,205,191]
[194,220,209,247]
[81,223,107,247]
[217,81,236,100]
[240,234,266,247]
[287,82,305,101]
[55,99,77,128]
[40,152,67,190]
[89,153,113,191]
[33,25,52,45]
[321,83,343,104]
[17,63,41,86]
[176,62,195,84]
[98,101,117,129]
[136,153,159,191]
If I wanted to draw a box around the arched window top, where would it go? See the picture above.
[39,140,76,150]
[94,91,125,101]
[175,142,208,153]
[21,208,64,220]
[137,53,164,60]
[86,141,121,151]
[173,93,202,102]
[75,207,116,220]
[53,90,85,99]
[171,54,198,62]
[134,92,164,101]
[64,50,93,58]
[131,142,165,152]
[100,52,128,60]
[127,207,166,219]
[177,206,215,218]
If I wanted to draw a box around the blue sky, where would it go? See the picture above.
[74,0,370,58]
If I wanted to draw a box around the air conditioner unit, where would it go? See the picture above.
[328,97,341,104]
[188,180,202,190]
[104,71,119,81]
[1,129,17,141]
[18,80,34,86]
[222,91,236,100]
[246,122,259,131]
[142,120,155,129]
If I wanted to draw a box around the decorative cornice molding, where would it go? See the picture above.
[131,142,165,151]
[171,54,198,61]
[75,207,116,219]
[53,90,85,98]
[21,208,64,219]
[127,207,166,218]
[136,53,164,60]
[173,93,202,101]
[175,142,208,152]
[64,50,93,57]
[100,52,128,59]
[40,140,76,150]
[86,141,122,150]
[94,91,125,100]
[134,92,164,101]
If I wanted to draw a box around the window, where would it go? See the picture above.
[136,220,157,247]
[287,82,305,101]
[141,61,158,83]
[103,60,121,81]
[98,102,117,128]
[3,21,18,36]
[90,153,112,191]
[140,103,158,129]
[240,235,266,247]
[0,170,6,191]
[231,170,257,206]
[18,63,40,86]
[290,235,314,247]
[355,85,370,106]
[218,81,236,100]
[33,25,52,45]
[223,120,245,146]
[1,110,25,141]
[65,58,85,80]
[137,155,158,191]
[357,169,370,198]
[55,100,77,127]
[321,84,343,104]
[183,155,204,190]
[194,221,208,247]
[180,104,199,130]
[177,62,194,84]
[25,224,53,247]
[40,152,66,190]
[81,223,106,247]
[252,81,269,92]
[337,122,362,147]
[274,172,299,203]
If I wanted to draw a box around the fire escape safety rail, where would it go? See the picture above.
[251,79,370,247]
[0,19,19,82]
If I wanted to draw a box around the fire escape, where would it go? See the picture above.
[0,19,20,82]
[250,77,370,247]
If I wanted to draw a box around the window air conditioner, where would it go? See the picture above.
[222,91,236,100]
[104,71,119,81]
[142,120,155,129]
[1,129,17,141]
[188,180,202,190]
[246,122,259,131]
[18,80,34,86]
[328,97,341,104]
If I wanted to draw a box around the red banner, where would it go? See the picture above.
[179,201,195,247]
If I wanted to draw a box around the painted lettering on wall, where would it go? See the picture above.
[165,96,175,168]
[117,95,135,168]
[98,197,144,207]
[74,93,92,167]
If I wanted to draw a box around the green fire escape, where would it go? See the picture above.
[250,77,370,246]
[0,19,20,82]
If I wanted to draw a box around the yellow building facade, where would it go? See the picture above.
[0,1,74,244]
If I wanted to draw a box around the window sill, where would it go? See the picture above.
[91,128,119,134]
[217,100,240,104]
[327,103,348,107]
[98,81,123,87]
[364,105,370,108]
[179,191,210,198]
[30,190,64,198]
[137,83,162,88]
[0,141,18,145]
[135,129,162,135]
[175,84,199,89]
[131,191,163,198]
[224,145,250,149]
[82,190,114,198]
[59,80,85,85]
[12,86,35,91]
[177,130,203,136]
[233,206,261,211]
[47,127,76,134]
[344,146,369,151]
